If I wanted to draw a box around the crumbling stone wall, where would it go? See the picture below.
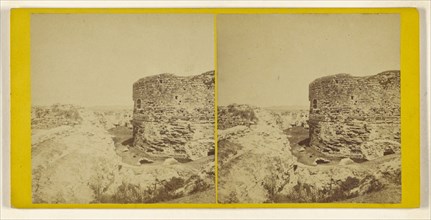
[32,104,82,129]
[132,71,215,160]
[308,71,400,160]
[218,104,258,130]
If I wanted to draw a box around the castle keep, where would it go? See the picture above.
[132,71,215,160]
[308,71,400,160]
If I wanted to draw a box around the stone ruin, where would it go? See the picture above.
[217,104,258,130]
[307,70,400,160]
[31,104,82,129]
[131,71,215,160]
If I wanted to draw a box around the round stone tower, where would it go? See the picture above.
[132,71,215,160]
[307,70,401,160]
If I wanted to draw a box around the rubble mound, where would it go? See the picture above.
[218,104,258,130]
[218,106,295,203]
[32,108,214,204]
[218,105,401,204]
[32,104,82,129]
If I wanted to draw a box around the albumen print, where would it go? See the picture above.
[217,14,401,203]
[31,14,215,204]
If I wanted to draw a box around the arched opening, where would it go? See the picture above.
[136,99,142,109]
[312,99,317,109]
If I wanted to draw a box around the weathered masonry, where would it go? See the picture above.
[132,71,215,160]
[308,70,400,160]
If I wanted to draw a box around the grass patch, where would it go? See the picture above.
[218,139,243,167]
[218,104,258,130]
[90,175,209,203]
[264,175,384,203]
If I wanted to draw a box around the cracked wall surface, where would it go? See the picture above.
[132,71,215,160]
[308,71,400,160]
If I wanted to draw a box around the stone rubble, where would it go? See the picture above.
[218,104,401,203]
[32,106,214,204]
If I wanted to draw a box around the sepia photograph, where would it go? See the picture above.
[5,5,424,216]
[31,14,215,204]
[217,14,401,203]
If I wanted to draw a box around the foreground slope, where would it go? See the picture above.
[218,104,401,203]
[32,105,214,203]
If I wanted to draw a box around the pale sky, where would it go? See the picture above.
[31,14,214,107]
[217,14,400,107]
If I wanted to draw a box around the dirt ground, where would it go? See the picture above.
[285,126,343,166]
[109,126,146,165]
[108,126,197,166]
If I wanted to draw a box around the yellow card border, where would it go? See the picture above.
[11,8,420,208]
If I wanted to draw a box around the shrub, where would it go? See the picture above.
[381,169,401,185]
[218,104,258,130]
[273,182,320,203]
[187,174,210,194]
[361,175,384,194]
[262,159,293,203]
[225,191,239,203]
[32,104,82,129]
[324,177,360,202]
[140,177,184,203]
[218,140,243,167]
[90,175,210,203]
[111,182,145,203]
[264,175,383,203]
